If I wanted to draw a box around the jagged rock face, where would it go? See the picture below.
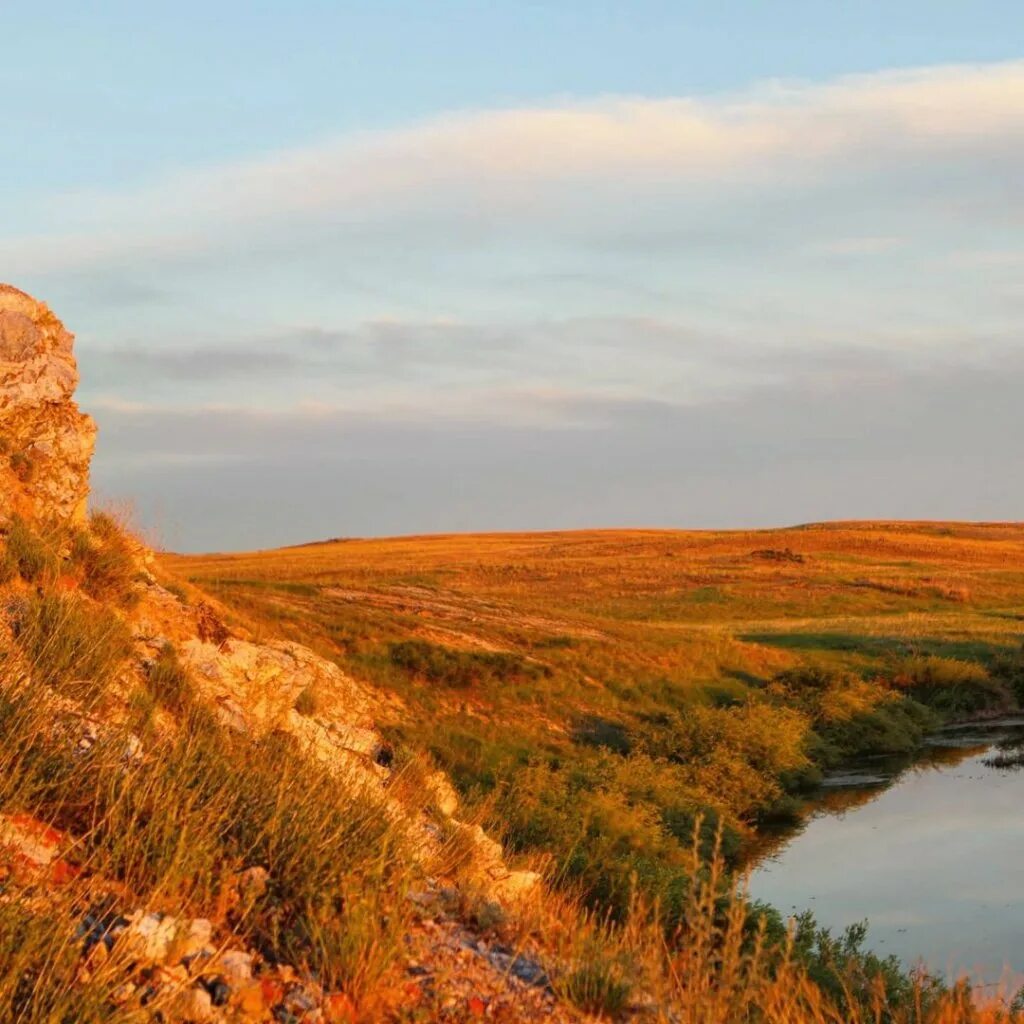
[0,284,96,525]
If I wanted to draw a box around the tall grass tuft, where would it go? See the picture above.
[70,511,142,606]
[8,591,133,701]
[0,515,60,584]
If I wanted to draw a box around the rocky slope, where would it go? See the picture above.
[0,286,577,1024]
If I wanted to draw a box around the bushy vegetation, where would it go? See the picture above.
[891,655,1013,715]
[69,511,142,606]
[0,510,141,606]
[768,667,940,767]
[0,515,59,583]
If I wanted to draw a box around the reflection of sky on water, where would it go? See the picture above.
[748,725,1024,982]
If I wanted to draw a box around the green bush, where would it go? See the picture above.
[812,697,936,767]
[891,656,1011,715]
[990,644,1024,705]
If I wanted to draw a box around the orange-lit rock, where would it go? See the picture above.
[0,284,96,526]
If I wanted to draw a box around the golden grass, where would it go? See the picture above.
[1,521,1021,1019]
[156,523,1024,1020]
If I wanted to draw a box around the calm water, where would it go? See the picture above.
[748,719,1024,984]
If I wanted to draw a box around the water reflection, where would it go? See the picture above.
[748,719,1024,983]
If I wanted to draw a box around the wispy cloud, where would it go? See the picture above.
[7,61,1024,275]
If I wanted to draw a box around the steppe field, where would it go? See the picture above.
[165,521,1024,924]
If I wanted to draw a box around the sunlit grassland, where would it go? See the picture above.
[6,504,1024,1019]
[165,521,1024,780]
[165,521,1024,708]
[164,522,1024,951]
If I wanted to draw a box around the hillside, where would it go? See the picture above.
[167,525,1024,1008]
[167,521,1024,829]
[2,283,1022,1023]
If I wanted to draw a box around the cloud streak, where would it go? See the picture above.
[8,61,1024,274]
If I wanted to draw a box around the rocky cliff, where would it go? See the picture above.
[0,284,96,526]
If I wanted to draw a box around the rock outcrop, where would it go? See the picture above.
[0,284,96,525]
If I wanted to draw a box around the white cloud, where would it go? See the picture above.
[6,61,1024,275]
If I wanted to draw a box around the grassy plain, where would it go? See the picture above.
[166,522,1024,921]
[1,517,1021,1020]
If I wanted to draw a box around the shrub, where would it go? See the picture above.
[812,697,936,767]
[890,656,1012,715]
[572,714,633,755]
[991,644,1024,705]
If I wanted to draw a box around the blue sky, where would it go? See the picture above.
[4,4,1024,549]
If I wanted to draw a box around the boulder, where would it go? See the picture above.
[179,637,385,767]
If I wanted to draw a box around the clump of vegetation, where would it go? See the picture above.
[0,510,141,606]
[68,511,141,606]
[388,639,549,689]
[572,713,633,754]
[0,516,59,584]
[145,642,194,713]
[557,933,635,1016]
[991,644,1024,705]
[769,666,939,766]
[890,656,1012,715]
[8,591,132,702]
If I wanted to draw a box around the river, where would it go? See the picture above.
[748,718,1024,988]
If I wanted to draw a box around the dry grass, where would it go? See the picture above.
[166,521,1024,691]
[0,520,1020,1019]
[160,522,1024,1019]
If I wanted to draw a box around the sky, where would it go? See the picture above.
[4,2,1024,551]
